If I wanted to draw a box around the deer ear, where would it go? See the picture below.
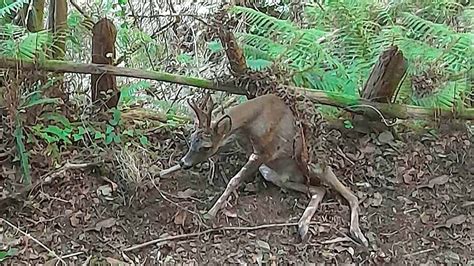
[213,115,232,136]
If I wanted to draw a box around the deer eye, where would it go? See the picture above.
[199,146,211,152]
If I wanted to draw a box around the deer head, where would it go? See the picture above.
[180,94,233,169]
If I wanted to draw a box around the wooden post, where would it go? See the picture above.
[91,18,119,110]
[352,46,408,133]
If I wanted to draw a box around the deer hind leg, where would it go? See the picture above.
[312,163,369,247]
[259,165,326,242]
[205,154,262,219]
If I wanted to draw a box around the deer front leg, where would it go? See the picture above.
[204,154,263,220]
[313,163,369,247]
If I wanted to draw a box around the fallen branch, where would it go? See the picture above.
[42,161,102,183]
[1,218,67,265]
[1,56,473,120]
[159,164,181,177]
[123,222,319,252]
[0,161,101,212]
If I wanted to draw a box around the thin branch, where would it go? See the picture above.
[1,56,473,120]
[1,218,67,265]
[123,222,320,252]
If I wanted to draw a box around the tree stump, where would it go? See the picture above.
[352,45,408,133]
[91,18,118,110]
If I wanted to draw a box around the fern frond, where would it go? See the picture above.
[236,33,285,58]
[0,24,53,59]
[411,80,468,108]
[0,0,29,19]
[229,6,297,42]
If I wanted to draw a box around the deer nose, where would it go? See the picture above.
[179,158,192,169]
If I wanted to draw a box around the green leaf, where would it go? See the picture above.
[139,135,149,146]
[14,122,30,185]
[207,40,223,53]
[42,113,71,127]
[105,132,115,145]
[246,59,272,71]
[73,127,85,141]
[110,108,121,126]
[94,131,104,140]
[106,125,114,135]
[21,98,61,109]
[123,129,134,136]
[42,133,59,143]
[343,120,354,129]
[113,134,121,144]
[177,53,192,64]
[0,248,18,262]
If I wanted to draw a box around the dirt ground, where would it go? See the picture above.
[1,122,473,265]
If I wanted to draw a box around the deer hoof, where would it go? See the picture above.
[203,211,216,221]
[297,223,310,242]
[350,227,369,247]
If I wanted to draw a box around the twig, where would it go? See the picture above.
[61,251,84,259]
[123,222,319,252]
[42,161,102,183]
[0,218,66,265]
[160,164,181,177]
[403,248,435,257]
[82,255,92,266]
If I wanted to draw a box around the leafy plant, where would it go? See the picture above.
[229,0,473,110]
[0,248,17,262]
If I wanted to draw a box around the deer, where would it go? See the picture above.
[179,93,369,246]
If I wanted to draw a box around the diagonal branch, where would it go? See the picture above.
[0,56,473,120]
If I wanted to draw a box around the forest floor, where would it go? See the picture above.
[1,122,473,265]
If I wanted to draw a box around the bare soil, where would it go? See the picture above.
[1,124,473,265]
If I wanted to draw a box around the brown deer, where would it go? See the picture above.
[179,93,368,246]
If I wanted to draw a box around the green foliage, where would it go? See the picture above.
[0,0,29,19]
[229,0,473,110]
[119,80,152,106]
[0,248,17,262]
[14,119,30,184]
[0,24,53,59]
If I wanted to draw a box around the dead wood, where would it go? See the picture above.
[91,18,119,110]
[0,56,473,121]
[353,45,409,133]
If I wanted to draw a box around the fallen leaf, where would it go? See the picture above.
[97,184,113,198]
[177,188,196,199]
[105,257,130,265]
[223,209,238,218]
[418,175,449,189]
[70,214,80,227]
[444,251,460,262]
[378,131,394,145]
[174,210,187,226]
[371,192,383,207]
[444,214,466,228]
[256,239,270,251]
[462,201,474,208]
[95,217,116,231]
[335,246,355,256]
[321,236,352,244]
[420,213,430,224]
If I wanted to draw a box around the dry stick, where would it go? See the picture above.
[42,161,102,183]
[1,218,67,265]
[159,164,181,177]
[123,222,319,252]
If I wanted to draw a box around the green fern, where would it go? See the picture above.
[228,0,472,110]
[0,24,53,59]
[0,0,29,19]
